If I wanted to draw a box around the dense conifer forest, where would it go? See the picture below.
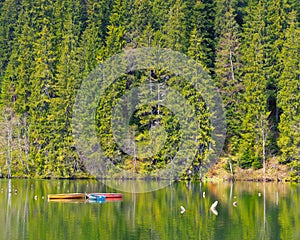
[0,0,299,180]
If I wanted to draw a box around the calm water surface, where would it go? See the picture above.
[0,179,299,240]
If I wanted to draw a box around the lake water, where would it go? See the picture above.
[0,179,299,240]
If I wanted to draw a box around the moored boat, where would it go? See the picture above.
[48,193,86,200]
[88,193,123,198]
[88,194,106,202]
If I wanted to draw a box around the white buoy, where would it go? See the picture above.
[233,201,237,207]
[210,201,218,216]
[180,206,186,214]
[258,192,261,197]
[210,201,218,209]
[34,195,38,200]
[203,192,206,198]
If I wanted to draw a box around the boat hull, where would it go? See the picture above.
[48,193,86,200]
[89,193,122,198]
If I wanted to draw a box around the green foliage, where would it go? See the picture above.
[162,0,188,52]
[95,69,211,177]
[252,157,262,170]
[239,147,255,169]
[0,0,21,84]
[0,0,299,179]
[277,10,300,166]
[189,0,216,70]
[214,1,242,153]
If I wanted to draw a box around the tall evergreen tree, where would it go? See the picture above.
[127,0,153,47]
[78,0,112,71]
[100,0,127,59]
[277,10,300,173]
[50,6,85,177]
[239,0,270,170]
[265,0,292,126]
[214,2,242,154]
[189,0,216,70]
[0,0,21,86]
[161,0,188,52]
[188,27,209,71]
[214,0,247,37]
[151,0,175,31]
[0,1,35,176]
[29,11,57,176]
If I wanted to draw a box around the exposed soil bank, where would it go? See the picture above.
[206,157,297,182]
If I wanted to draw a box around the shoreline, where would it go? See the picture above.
[0,157,298,183]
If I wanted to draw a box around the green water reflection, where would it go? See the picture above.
[0,179,299,240]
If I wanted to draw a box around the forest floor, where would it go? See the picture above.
[206,157,291,182]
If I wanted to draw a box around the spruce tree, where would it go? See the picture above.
[29,14,57,177]
[277,10,300,173]
[214,2,242,154]
[78,0,112,71]
[151,0,175,31]
[239,0,270,170]
[0,1,35,176]
[101,0,127,59]
[50,9,84,177]
[189,0,216,70]
[0,0,21,86]
[162,0,188,52]
[188,27,209,71]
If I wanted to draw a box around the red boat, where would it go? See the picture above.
[88,193,123,199]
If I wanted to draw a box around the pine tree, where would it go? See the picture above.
[101,0,127,59]
[214,0,247,38]
[188,27,209,70]
[0,0,21,86]
[189,0,216,70]
[239,0,270,170]
[151,0,175,31]
[214,2,242,154]
[127,0,153,47]
[137,24,155,47]
[50,9,84,177]
[0,1,36,176]
[29,12,57,177]
[277,10,300,173]
[162,0,188,52]
[264,0,292,132]
[78,0,112,71]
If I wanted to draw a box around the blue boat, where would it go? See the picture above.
[88,194,106,203]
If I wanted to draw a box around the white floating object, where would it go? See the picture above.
[210,201,218,209]
[233,201,237,207]
[211,208,218,216]
[180,206,186,214]
[210,201,218,216]
[203,192,206,198]
[258,192,261,197]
